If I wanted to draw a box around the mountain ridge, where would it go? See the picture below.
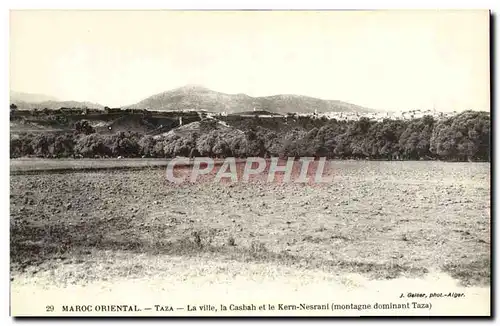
[126,85,375,113]
[10,91,59,104]
[10,86,375,113]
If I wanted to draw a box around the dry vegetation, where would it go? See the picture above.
[10,160,490,287]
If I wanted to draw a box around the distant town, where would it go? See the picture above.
[196,108,468,121]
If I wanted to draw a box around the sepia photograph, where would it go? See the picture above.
[8,9,491,317]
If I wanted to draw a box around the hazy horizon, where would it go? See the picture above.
[10,10,490,112]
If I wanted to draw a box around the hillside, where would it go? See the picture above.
[155,118,237,139]
[126,85,374,114]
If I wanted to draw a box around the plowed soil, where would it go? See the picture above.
[10,160,490,288]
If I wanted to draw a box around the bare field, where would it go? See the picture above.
[10,158,172,173]
[10,160,490,290]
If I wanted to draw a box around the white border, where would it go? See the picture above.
[2,1,498,325]
[3,0,500,10]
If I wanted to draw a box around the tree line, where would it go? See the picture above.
[10,111,490,162]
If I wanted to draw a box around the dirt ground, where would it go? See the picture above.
[10,158,172,172]
[9,160,491,315]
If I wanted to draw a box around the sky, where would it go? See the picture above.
[10,10,490,111]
